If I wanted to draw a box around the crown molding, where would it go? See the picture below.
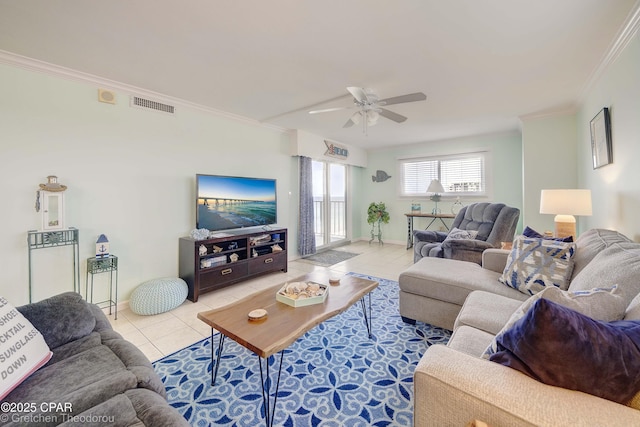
[578,1,640,101]
[0,49,288,134]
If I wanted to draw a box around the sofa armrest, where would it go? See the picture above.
[441,239,494,265]
[414,345,640,427]
[481,248,510,273]
[414,230,447,243]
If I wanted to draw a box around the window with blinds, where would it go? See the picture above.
[399,152,486,197]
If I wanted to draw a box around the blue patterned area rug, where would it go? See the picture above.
[153,273,451,426]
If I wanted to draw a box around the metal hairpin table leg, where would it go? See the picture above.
[360,292,374,339]
[258,351,285,427]
[211,331,226,386]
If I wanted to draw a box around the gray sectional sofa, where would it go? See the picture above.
[400,229,640,426]
[3,292,188,427]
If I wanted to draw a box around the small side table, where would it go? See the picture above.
[86,255,118,319]
[405,213,456,249]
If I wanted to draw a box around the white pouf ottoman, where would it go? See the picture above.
[130,277,188,315]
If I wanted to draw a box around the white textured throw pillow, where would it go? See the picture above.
[444,227,478,241]
[0,296,52,399]
[482,285,627,359]
[499,236,576,295]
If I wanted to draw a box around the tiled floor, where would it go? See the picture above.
[108,240,413,362]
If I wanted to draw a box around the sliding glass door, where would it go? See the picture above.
[312,160,347,248]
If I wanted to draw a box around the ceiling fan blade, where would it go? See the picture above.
[309,106,350,114]
[379,108,407,123]
[379,92,426,106]
[346,87,370,103]
[343,111,361,128]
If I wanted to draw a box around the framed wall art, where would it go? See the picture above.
[590,107,612,169]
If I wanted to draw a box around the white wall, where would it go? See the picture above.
[0,64,296,305]
[520,112,578,233]
[577,29,640,241]
[360,132,523,244]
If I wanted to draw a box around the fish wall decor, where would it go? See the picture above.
[372,170,391,182]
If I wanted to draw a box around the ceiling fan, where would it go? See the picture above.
[309,87,427,134]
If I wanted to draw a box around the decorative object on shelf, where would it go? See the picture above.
[229,253,239,263]
[37,175,67,231]
[367,202,390,245]
[95,234,110,258]
[250,234,271,246]
[372,170,391,182]
[228,242,238,250]
[411,201,421,213]
[271,244,283,252]
[252,249,258,258]
[590,107,613,169]
[190,228,210,240]
[451,197,464,215]
[212,245,223,253]
[540,189,592,241]
[426,179,445,214]
[272,233,281,241]
[199,244,207,255]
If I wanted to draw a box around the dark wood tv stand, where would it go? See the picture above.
[179,227,287,302]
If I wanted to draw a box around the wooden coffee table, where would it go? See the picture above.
[197,272,378,427]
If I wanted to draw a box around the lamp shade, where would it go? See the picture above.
[426,179,445,194]
[540,189,592,216]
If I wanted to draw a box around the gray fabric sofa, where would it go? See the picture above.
[413,202,520,264]
[405,229,640,426]
[3,292,188,427]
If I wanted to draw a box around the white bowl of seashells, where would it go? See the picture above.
[276,281,328,307]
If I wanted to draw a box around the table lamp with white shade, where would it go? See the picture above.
[539,189,592,240]
[427,179,445,214]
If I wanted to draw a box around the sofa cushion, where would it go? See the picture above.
[490,299,640,405]
[483,285,627,359]
[571,229,632,280]
[17,292,96,350]
[454,291,523,335]
[399,257,527,307]
[569,242,640,307]
[447,325,495,357]
[499,236,576,295]
[0,297,53,400]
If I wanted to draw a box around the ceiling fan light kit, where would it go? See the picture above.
[309,87,427,135]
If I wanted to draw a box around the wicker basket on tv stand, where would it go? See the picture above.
[179,228,287,302]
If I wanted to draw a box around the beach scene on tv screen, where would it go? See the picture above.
[197,175,276,231]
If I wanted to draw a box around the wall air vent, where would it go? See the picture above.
[130,96,176,115]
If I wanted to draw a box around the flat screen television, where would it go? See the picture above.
[196,174,277,232]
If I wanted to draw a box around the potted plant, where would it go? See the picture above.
[367,202,390,244]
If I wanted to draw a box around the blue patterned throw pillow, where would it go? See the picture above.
[499,236,576,295]
[522,225,573,242]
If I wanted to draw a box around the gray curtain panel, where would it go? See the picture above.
[298,156,316,256]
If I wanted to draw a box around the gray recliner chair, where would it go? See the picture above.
[413,202,520,265]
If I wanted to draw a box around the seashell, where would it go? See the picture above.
[297,292,310,299]
[307,283,320,292]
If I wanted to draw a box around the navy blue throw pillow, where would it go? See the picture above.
[490,298,640,405]
[522,226,573,242]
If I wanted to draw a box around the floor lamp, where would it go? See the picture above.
[540,189,592,240]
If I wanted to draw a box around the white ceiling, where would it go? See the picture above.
[1,0,638,149]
